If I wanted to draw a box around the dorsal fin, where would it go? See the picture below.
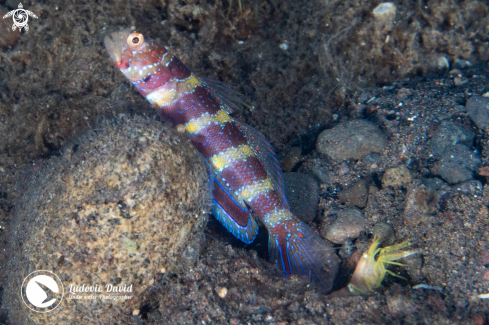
[198,77,251,115]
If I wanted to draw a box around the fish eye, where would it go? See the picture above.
[127,33,144,48]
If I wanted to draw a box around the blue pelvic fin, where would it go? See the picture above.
[211,177,259,244]
[268,221,339,292]
[212,201,259,244]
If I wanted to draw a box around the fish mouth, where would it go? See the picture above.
[103,26,135,64]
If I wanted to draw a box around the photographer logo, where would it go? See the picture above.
[2,3,38,32]
[21,270,64,313]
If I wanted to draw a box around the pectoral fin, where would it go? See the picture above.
[211,178,259,244]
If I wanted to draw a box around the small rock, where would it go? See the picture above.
[431,144,481,184]
[364,153,381,164]
[471,314,486,325]
[280,147,302,172]
[449,68,463,76]
[366,105,378,116]
[402,183,431,225]
[428,121,475,159]
[478,166,489,176]
[338,178,369,208]
[427,294,447,312]
[452,180,483,196]
[396,88,412,99]
[358,92,370,104]
[147,311,163,322]
[320,207,367,244]
[437,56,449,71]
[372,222,394,244]
[382,165,411,188]
[338,162,350,176]
[310,162,331,183]
[422,177,446,191]
[217,287,228,298]
[453,58,472,69]
[351,104,366,118]
[386,291,417,318]
[467,96,489,131]
[316,120,388,161]
[403,254,423,282]
[483,268,489,281]
[372,2,396,31]
[284,172,320,223]
[454,76,468,86]
[481,250,489,265]
[181,233,205,266]
[287,301,300,312]
[368,184,379,196]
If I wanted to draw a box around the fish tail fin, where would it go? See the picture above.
[268,219,339,292]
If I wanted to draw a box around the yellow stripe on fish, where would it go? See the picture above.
[240,178,273,203]
[176,74,200,93]
[146,87,177,107]
[185,109,232,134]
[211,144,255,171]
[264,208,293,227]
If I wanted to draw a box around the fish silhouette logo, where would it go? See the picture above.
[2,3,38,32]
[21,270,64,313]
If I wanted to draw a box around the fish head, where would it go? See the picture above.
[104,27,172,94]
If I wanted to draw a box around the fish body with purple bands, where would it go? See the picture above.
[104,27,339,291]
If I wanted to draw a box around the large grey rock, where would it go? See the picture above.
[467,96,489,131]
[284,172,320,223]
[320,207,367,244]
[428,121,475,159]
[316,120,388,161]
[431,144,481,184]
[3,115,210,324]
